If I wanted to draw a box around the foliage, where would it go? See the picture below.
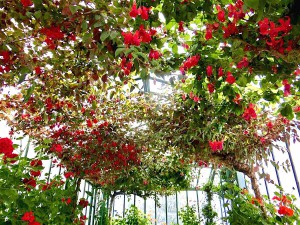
[220,183,300,225]
[0,146,87,225]
[202,182,218,225]
[112,206,151,225]
[178,206,202,225]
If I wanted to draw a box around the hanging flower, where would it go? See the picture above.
[242,103,257,121]
[225,72,235,84]
[21,0,33,7]
[178,21,185,32]
[206,65,213,76]
[209,140,223,152]
[129,3,139,18]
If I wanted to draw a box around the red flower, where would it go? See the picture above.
[207,83,215,93]
[52,144,63,153]
[0,137,14,156]
[79,199,89,208]
[30,170,41,177]
[29,221,41,225]
[138,25,152,43]
[23,177,37,189]
[138,6,150,20]
[278,205,294,216]
[0,51,11,64]
[21,0,33,7]
[149,49,161,60]
[178,21,184,32]
[30,159,43,167]
[223,23,238,38]
[179,55,200,73]
[216,5,225,22]
[242,103,257,121]
[129,3,139,18]
[266,121,273,129]
[282,79,291,96]
[22,211,35,222]
[34,66,42,75]
[206,65,213,76]
[217,67,224,77]
[41,26,64,40]
[64,171,74,179]
[205,27,213,40]
[233,93,241,104]
[121,31,141,46]
[209,140,223,152]
[237,57,249,69]
[225,72,235,84]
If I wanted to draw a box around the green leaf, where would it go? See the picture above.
[172,44,178,54]
[110,31,119,39]
[280,103,294,120]
[24,83,36,102]
[69,5,78,14]
[100,31,110,42]
[115,48,125,57]
[81,20,88,32]
[244,0,259,10]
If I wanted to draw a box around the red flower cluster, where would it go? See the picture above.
[22,211,40,225]
[62,197,72,205]
[223,23,238,38]
[205,23,219,40]
[0,137,14,156]
[209,140,223,152]
[225,71,235,84]
[51,144,63,153]
[278,205,294,216]
[64,171,74,179]
[207,83,215,93]
[206,65,213,76]
[273,195,294,216]
[79,198,89,208]
[242,103,257,121]
[129,3,150,20]
[227,0,245,23]
[216,5,225,22]
[0,137,18,163]
[41,26,65,49]
[122,25,155,46]
[149,49,161,60]
[23,177,37,190]
[258,17,292,53]
[120,57,133,75]
[237,57,249,69]
[179,55,200,74]
[282,79,291,96]
[0,50,11,74]
[178,21,185,32]
[30,159,43,177]
[21,0,33,7]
